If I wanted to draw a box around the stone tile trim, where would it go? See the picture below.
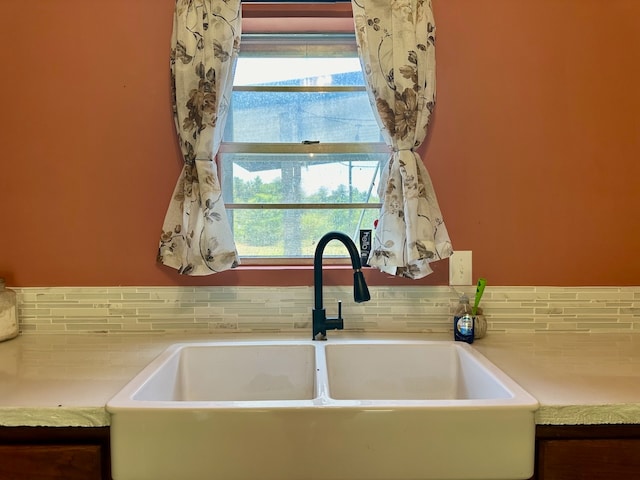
[13,286,640,335]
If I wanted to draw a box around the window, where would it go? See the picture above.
[219,34,388,262]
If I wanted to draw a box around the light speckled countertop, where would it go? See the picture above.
[0,332,639,427]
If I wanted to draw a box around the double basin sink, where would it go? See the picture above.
[107,339,538,480]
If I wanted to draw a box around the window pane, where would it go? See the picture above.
[220,151,383,258]
[224,56,381,143]
[220,152,384,205]
[227,208,379,258]
[225,90,381,143]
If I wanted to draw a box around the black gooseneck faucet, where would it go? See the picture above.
[312,231,371,340]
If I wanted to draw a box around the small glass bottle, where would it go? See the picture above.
[453,294,474,343]
[0,279,18,342]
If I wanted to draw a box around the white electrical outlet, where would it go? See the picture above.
[449,250,472,286]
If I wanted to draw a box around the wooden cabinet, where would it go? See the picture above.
[2,423,640,480]
[534,425,640,480]
[0,426,110,480]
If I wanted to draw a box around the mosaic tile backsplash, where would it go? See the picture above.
[13,286,640,335]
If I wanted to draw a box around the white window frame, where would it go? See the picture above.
[219,33,387,265]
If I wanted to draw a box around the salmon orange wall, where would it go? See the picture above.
[0,0,638,287]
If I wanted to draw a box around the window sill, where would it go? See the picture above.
[163,261,449,287]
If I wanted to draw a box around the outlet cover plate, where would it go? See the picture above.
[449,251,472,286]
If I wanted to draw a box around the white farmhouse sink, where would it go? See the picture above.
[107,339,538,480]
[131,342,316,402]
[325,342,514,400]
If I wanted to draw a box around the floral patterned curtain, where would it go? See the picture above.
[158,0,241,275]
[351,0,453,279]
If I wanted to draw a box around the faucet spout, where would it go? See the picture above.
[313,231,371,340]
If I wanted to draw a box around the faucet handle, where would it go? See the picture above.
[326,301,344,331]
